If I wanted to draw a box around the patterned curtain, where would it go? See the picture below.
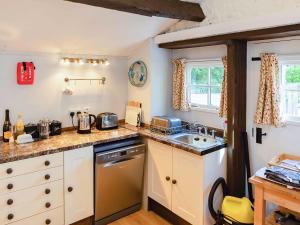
[219,57,228,118]
[172,59,189,111]
[254,53,282,127]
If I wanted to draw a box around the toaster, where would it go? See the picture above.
[96,113,118,130]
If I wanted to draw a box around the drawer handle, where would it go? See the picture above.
[165,176,170,181]
[6,168,13,174]
[45,174,51,180]
[7,183,13,190]
[45,161,50,166]
[68,187,73,192]
[7,199,13,205]
[45,219,51,224]
[45,202,51,208]
[172,179,177,185]
[45,188,51,195]
[7,213,14,220]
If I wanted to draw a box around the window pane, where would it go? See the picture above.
[283,90,300,116]
[191,67,208,85]
[285,64,300,84]
[190,86,208,105]
[211,86,221,107]
[210,67,224,85]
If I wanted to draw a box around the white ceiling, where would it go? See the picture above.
[0,0,177,56]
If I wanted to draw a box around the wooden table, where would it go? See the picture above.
[250,176,300,225]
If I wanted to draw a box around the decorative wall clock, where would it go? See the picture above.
[128,61,148,87]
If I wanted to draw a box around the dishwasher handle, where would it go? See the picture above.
[99,155,143,168]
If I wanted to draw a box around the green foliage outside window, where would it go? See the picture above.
[286,65,300,83]
[190,66,224,94]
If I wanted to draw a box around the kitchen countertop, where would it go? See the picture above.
[0,128,139,164]
[121,124,227,157]
[0,125,227,164]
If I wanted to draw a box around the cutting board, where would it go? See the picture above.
[125,106,142,126]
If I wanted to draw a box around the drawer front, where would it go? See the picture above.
[0,152,63,180]
[0,180,63,210]
[0,166,63,195]
[0,182,64,224]
[8,207,64,225]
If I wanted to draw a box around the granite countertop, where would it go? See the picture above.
[121,124,227,157]
[0,125,227,164]
[0,128,139,164]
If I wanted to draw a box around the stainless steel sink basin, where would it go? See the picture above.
[170,133,220,149]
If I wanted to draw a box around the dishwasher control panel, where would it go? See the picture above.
[96,144,145,164]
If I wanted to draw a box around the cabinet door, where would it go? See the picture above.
[172,148,204,225]
[147,140,173,209]
[64,146,94,225]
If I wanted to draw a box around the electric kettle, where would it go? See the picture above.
[77,112,96,134]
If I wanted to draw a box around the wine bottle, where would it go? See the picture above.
[3,109,12,142]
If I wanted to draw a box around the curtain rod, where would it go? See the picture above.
[251,53,300,62]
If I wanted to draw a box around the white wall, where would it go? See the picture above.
[247,37,300,173]
[0,52,128,132]
[168,0,300,32]
[171,45,227,129]
[128,39,172,124]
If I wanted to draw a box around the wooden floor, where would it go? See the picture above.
[108,210,171,225]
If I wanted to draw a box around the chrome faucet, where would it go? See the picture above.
[211,130,216,139]
[197,126,204,135]
[203,127,208,136]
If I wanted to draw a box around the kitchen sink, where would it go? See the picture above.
[170,133,220,149]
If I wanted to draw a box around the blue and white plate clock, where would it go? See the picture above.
[128,61,148,87]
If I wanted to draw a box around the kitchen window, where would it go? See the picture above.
[280,60,300,122]
[186,61,224,112]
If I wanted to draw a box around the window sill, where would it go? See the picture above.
[284,120,300,127]
[190,106,219,114]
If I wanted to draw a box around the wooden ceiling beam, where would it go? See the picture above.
[159,23,300,49]
[65,0,205,22]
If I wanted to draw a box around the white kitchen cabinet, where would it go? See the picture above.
[172,148,203,225]
[148,140,173,209]
[148,139,226,225]
[64,146,94,225]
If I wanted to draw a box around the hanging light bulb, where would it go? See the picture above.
[63,57,70,65]
[93,59,98,66]
[104,59,110,66]
[79,59,84,65]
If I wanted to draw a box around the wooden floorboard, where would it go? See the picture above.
[108,210,171,225]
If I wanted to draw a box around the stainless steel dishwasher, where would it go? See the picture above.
[94,138,146,225]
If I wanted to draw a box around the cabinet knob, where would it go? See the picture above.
[165,176,170,181]
[7,199,13,205]
[6,168,13,174]
[7,183,13,190]
[7,213,14,220]
[45,161,50,166]
[68,187,73,192]
[45,174,51,180]
[45,189,51,195]
[45,219,51,224]
[172,179,177,184]
[45,202,51,208]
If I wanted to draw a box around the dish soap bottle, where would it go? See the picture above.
[16,113,25,137]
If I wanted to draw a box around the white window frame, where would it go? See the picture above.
[185,60,224,113]
[279,57,300,124]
